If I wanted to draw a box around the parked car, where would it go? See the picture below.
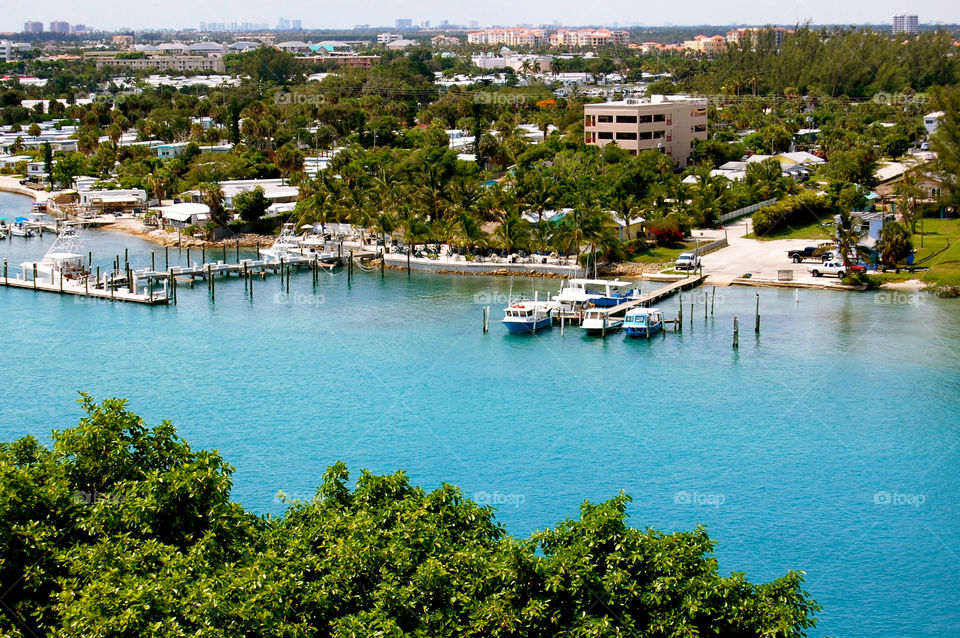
[675,252,701,271]
[809,262,847,278]
[787,246,833,263]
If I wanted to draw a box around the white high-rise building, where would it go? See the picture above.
[892,14,919,35]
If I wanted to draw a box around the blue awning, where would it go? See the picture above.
[15,216,28,222]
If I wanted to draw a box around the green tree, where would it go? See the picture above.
[50,152,87,189]
[233,186,271,222]
[876,221,913,265]
[0,397,820,637]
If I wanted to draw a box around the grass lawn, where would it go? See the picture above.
[746,217,834,241]
[876,217,960,290]
[629,242,698,265]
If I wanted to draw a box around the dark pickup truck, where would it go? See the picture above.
[787,246,833,263]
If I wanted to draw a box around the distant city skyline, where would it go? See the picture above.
[3,0,959,33]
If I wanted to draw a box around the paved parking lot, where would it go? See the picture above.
[698,220,844,286]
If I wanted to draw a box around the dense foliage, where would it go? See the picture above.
[0,396,820,636]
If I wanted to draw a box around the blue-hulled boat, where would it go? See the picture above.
[623,307,664,338]
[502,301,553,334]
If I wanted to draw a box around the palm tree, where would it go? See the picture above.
[610,194,642,240]
[198,182,225,225]
[493,209,531,254]
[892,169,925,235]
[834,209,871,268]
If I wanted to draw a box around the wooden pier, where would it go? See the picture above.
[612,274,705,313]
[0,271,169,305]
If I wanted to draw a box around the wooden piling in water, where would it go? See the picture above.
[711,286,715,315]
[755,293,760,333]
[733,316,739,349]
[165,246,169,270]
[151,251,155,271]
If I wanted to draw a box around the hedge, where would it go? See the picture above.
[752,192,834,236]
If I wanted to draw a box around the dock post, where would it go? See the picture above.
[733,316,739,349]
[222,244,226,263]
[96,266,100,289]
[235,240,239,263]
[677,293,682,332]
[148,278,153,301]
[186,247,190,266]
[151,251,155,271]
[349,251,354,280]
[124,248,128,265]
[711,286,715,315]
[33,264,37,290]
[210,265,215,302]
[128,266,134,293]
[795,289,799,304]
[280,258,285,286]
[88,251,92,268]
[249,269,253,299]
[689,300,693,329]
[169,269,176,305]
[202,245,206,264]
[165,246,169,270]
[482,306,489,333]
[3,259,6,284]
[755,293,760,333]
[256,241,260,260]
[285,266,290,295]
[560,313,565,335]
[602,315,606,338]
[84,274,88,296]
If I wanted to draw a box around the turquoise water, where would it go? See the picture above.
[2,191,959,635]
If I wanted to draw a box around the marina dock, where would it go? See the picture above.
[607,274,705,315]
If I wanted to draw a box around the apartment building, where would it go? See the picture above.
[892,14,919,35]
[94,55,226,73]
[682,34,725,54]
[583,96,708,167]
[548,28,629,48]
[725,27,787,48]
[466,28,545,47]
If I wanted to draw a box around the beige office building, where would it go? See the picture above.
[583,96,708,166]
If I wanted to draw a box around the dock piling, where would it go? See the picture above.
[733,316,739,349]
[482,306,489,333]
[711,286,716,315]
[165,246,169,270]
[151,251,155,271]
[755,293,760,333]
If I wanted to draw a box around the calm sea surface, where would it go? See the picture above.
[1,191,958,636]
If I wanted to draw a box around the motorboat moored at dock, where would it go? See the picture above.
[623,307,664,338]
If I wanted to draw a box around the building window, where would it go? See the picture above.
[653,113,666,122]
[616,132,637,140]
[638,131,652,140]
[653,130,665,138]
[598,132,613,140]
[597,115,613,123]
[616,115,637,124]
[694,124,707,132]
[693,108,707,117]
[931,187,941,198]
[638,114,652,123]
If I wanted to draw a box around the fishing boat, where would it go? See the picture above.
[502,300,553,334]
[260,223,302,263]
[581,307,623,335]
[0,218,9,240]
[298,224,333,257]
[623,307,664,338]
[20,222,86,284]
[551,278,641,318]
[10,217,35,237]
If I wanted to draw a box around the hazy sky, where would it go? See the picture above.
[4,0,958,32]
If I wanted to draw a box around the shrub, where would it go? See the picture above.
[752,192,833,236]
[646,219,685,246]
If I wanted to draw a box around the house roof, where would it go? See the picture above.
[155,202,211,222]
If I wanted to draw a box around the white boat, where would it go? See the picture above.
[10,219,35,237]
[623,307,664,338]
[552,278,641,317]
[502,299,553,334]
[260,223,303,263]
[581,307,623,335]
[20,223,86,284]
[297,224,333,257]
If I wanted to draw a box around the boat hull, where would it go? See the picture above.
[624,323,663,338]
[582,320,623,335]
[503,317,552,334]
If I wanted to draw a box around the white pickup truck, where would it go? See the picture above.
[675,252,702,271]
[809,261,847,278]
